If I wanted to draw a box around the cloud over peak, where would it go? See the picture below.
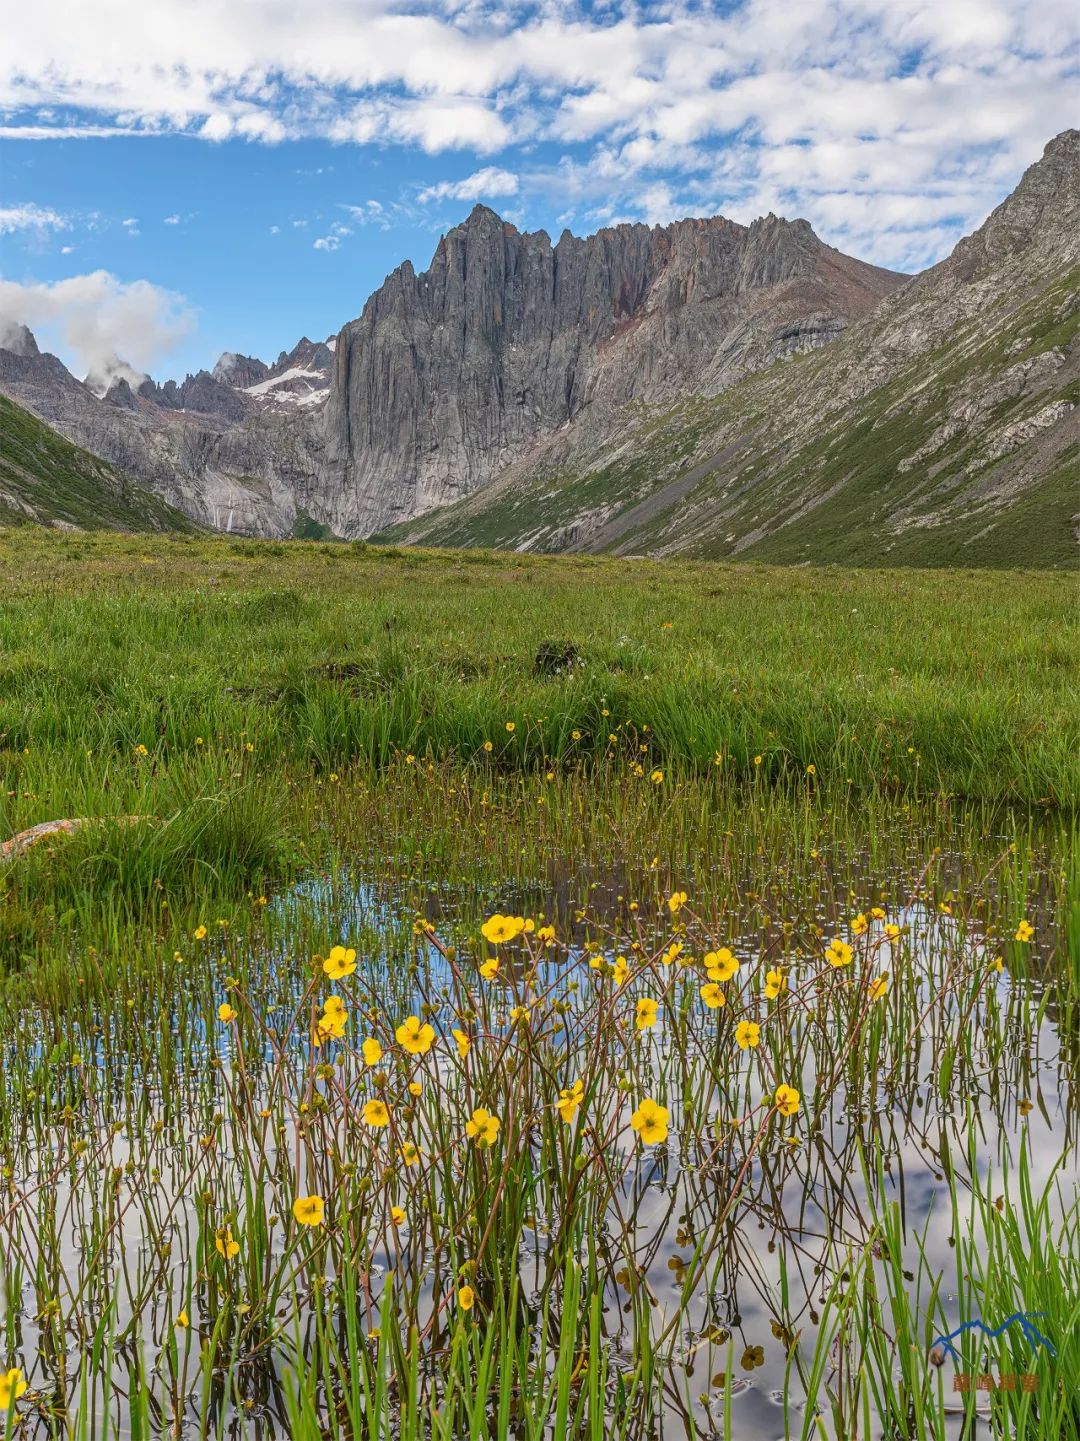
[0,271,196,388]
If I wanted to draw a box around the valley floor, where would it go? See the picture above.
[0,530,1076,1438]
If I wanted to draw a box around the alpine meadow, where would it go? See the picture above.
[0,4,1078,1438]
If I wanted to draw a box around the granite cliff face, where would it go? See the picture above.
[388,130,1079,568]
[318,208,902,534]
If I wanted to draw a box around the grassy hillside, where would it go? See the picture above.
[0,393,197,533]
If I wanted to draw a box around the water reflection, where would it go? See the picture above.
[3,847,1074,1440]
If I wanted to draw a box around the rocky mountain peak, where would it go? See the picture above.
[0,323,40,358]
[84,355,149,399]
[272,336,334,376]
[213,352,270,388]
[947,129,1080,279]
[321,200,904,536]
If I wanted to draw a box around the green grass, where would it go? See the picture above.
[0,531,1075,1437]
[1,531,1076,834]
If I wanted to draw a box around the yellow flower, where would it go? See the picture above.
[630,1098,669,1145]
[362,1037,383,1067]
[868,973,889,1002]
[505,722,516,734]
[764,967,786,1000]
[465,1107,501,1146]
[483,740,494,752]
[649,768,664,784]
[193,925,207,940]
[661,941,683,967]
[0,1368,27,1408]
[705,948,739,982]
[399,1142,421,1167]
[990,955,1004,974]
[1015,920,1034,942]
[314,998,348,1044]
[774,1084,800,1117]
[635,997,659,1031]
[851,913,868,936]
[509,1005,530,1024]
[363,1099,390,1128]
[612,955,629,986]
[176,1311,189,1328]
[481,913,525,945]
[753,754,763,766]
[395,1016,436,1055]
[884,923,901,940]
[668,890,688,914]
[825,938,853,968]
[556,1079,584,1123]
[323,945,357,979]
[215,1227,240,1259]
[735,1021,760,1050]
[571,729,582,741]
[871,907,886,920]
[806,763,816,776]
[217,1002,237,1023]
[390,1205,406,1226]
[451,1027,471,1059]
[537,924,556,943]
[292,1194,325,1227]
[408,1080,422,1096]
[701,983,725,1009]
[458,1284,476,1311]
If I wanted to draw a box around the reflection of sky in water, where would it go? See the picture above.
[9,860,1075,1439]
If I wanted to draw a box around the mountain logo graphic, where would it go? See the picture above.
[930,1312,1056,1363]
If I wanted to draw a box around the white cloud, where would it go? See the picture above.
[419,166,519,203]
[164,213,181,224]
[0,270,196,387]
[2,1,1078,266]
[313,219,351,249]
[121,216,140,236]
[0,202,69,234]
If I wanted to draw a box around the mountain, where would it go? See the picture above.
[0,327,323,535]
[318,207,902,534]
[383,130,1079,568]
[0,391,197,533]
[0,213,900,540]
[213,335,336,409]
[0,130,1075,563]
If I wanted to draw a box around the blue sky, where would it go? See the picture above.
[2,0,1078,386]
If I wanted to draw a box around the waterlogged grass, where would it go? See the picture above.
[0,530,1076,1437]
[0,840,1075,1438]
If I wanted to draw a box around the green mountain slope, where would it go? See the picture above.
[0,395,198,534]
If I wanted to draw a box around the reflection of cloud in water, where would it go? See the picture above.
[12,857,1075,1439]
